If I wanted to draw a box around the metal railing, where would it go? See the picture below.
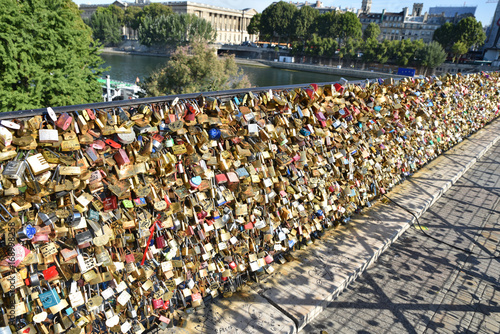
[1,80,376,120]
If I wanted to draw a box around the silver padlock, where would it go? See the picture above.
[3,152,27,180]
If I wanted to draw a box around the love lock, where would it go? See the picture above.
[65,210,82,227]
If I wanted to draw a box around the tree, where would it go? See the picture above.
[416,41,446,76]
[433,22,455,51]
[141,42,250,96]
[247,13,260,35]
[361,37,379,63]
[363,22,380,41]
[316,11,341,39]
[0,0,104,111]
[139,13,216,47]
[141,3,172,21]
[433,17,486,52]
[451,41,468,63]
[339,37,360,63]
[337,12,362,45]
[108,4,125,25]
[293,6,319,41]
[455,17,486,50]
[260,1,298,43]
[125,6,142,30]
[88,7,122,46]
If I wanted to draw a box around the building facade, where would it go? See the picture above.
[287,1,356,14]
[358,3,476,43]
[79,1,258,44]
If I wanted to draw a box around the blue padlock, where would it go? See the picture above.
[208,127,221,140]
[39,282,61,309]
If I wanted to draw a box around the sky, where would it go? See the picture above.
[73,0,500,27]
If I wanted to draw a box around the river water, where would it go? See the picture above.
[100,53,360,88]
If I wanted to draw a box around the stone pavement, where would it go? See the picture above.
[301,133,500,333]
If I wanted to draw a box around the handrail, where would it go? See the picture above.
[0,80,375,120]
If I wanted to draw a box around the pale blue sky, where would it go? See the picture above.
[74,0,499,27]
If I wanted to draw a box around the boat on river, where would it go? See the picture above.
[97,77,144,101]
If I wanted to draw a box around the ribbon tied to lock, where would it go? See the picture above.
[140,214,162,266]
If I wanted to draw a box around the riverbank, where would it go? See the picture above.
[101,47,169,58]
[258,60,407,79]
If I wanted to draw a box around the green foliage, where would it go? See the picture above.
[455,17,486,49]
[138,13,216,47]
[107,4,124,25]
[294,34,337,57]
[0,0,104,111]
[387,39,424,66]
[88,7,122,46]
[416,41,446,70]
[339,37,360,61]
[141,3,172,20]
[124,6,142,30]
[451,41,467,63]
[247,13,260,35]
[433,17,486,52]
[293,6,319,40]
[260,1,298,42]
[141,42,250,96]
[433,22,455,51]
[337,12,362,44]
[361,37,379,63]
[315,11,339,39]
[363,23,380,41]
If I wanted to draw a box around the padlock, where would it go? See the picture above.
[38,282,61,309]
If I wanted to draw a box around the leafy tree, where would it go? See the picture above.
[89,7,122,46]
[298,34,337,57]
[316,11,340,39]
[141,3,173,21]
[247,13,261,35]
[451,41,468,63]
[108,4,124,25]
[294,6,319,41]
[363,22,380,41]
[433,17,486,52]
[0,0,104,111]
[416,41,446,75]
[337,12,362,45]
[339,37,360,63]
[455,16,486,50]
[141,42,250,96]
[125,6,142,30]
[361,37,379,63]
[139,13,216,47]
[433,22,455,51]
[260,1,298,43]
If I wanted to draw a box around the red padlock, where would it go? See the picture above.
[155,235,166,249]
[42,266,59,281]
[229,261,236,270]
[103,196,117,211]
[114,149,130,167]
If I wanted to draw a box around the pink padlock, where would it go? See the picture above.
[32,234,49,243]
[152,298,164,309]
[264,253,274,264]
